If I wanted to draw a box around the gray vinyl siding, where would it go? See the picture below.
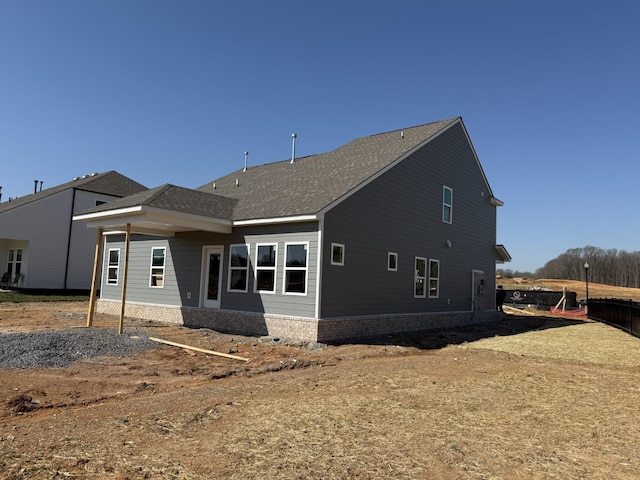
[321,122,497,317]
[101,222,319,318]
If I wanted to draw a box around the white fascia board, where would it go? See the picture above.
[490,197,504,207]
[233,214,318,226]
[73,206,144,221]
[74,205,232,234]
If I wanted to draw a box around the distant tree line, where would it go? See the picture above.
[498,246,640,288]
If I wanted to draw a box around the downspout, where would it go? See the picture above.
[64,188,77,290]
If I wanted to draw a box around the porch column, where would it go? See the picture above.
[86,228,104,327]
[119,223,131,335]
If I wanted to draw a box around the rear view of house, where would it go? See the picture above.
[75,118,510,342]
[0,171,146,291]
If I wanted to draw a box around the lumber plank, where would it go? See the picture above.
[148,336,249,362]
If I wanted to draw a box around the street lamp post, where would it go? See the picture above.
[584,262,589,305]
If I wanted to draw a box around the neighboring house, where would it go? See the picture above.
[75,118,511,342]
[0,171,147,291]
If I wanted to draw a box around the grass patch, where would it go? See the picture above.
[0,291,89,303]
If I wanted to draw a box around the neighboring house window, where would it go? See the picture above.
[255,244,277,293]
[284,243,308,295]
[331,243,345,266]
[429,259,440,298]
[388,252,398,271]
[7,248,23,276]
[414,257,426,298]
[442,186,453,224]
[228,244,249,292]
[149,247,166,287]
[107,249,120,285]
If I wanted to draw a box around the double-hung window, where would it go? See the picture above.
[7,248,23,277]
[229,245,249,292]
[284,243,308,294]
[442,186,453,224]
[107,249,120,285]
[429,259,440,298]
[150,247,166,287]
[255,244,277,293]
[414,257,426,298]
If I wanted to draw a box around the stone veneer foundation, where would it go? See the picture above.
[96,299,502,343]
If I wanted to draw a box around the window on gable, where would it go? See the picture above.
[429,259,440,298]
[442,186,453,224]
[284,243,308,295]
[255,244,277,293]
[150,247,166,287]
[229,244,249,292]
[331,243,345,266]
[414,257,426,298]
[388,252,398,272]
[107,249,120,285]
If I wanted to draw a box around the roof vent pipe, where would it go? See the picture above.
[212,182,216,190]
[34,179,39,194]
[290,133,297,164]
[243,151,249,172]
[0,186,3,203]
[39,181,43,192]
[235,178,239,187]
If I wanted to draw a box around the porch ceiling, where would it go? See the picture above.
[74,206,232,236]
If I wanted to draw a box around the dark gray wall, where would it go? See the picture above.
[320,122,498,317]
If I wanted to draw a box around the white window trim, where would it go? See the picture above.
[106,248,120,286]
[228,244,250,293]
[387,252,398,272]
[442,185,453,224]
[149,246,166,288]
[414,256,427,298]
[254,243,278,294]
[331,243,345,266]
[429,259,440,298]
[283,242,309,296]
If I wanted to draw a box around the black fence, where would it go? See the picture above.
[588,299,640,337]
[502,289,578,309]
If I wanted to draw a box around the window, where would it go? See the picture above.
[255,244,277,293]
[107,249,120,285]
[442,186,453,224]
[7,248,23,277]
[414,257,426,298]
[228,244,249,292]
[388,252,398,271]
[331,243,345,266]
[429,259,440,298]
[149,247,166,287]
[284,243,308,294]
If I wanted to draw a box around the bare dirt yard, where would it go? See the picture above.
[2,287,640,479]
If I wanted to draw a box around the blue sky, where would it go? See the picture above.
[1,1,638,273]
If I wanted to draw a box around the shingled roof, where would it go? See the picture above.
[76,118,486,229]
[197,117,461,221]
[0,171,147,214]
[81,184,237,220]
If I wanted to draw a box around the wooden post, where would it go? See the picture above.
[119,223,131,335]
[86,228,104,327]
